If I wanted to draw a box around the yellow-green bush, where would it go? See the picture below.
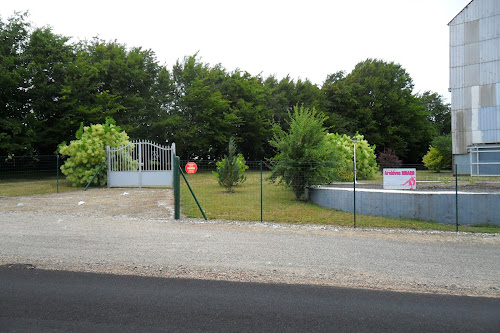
[422,135,452,173]
[59,118,130,186]
[326,133,378,181]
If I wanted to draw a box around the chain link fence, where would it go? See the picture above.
[310,163,500,230]
[0,155,63,180]
[0,155,68,194]
[179,160,500,230]
[2,156,499,231]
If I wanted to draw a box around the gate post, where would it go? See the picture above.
[106,145,111,188]
[173,156,180,220]
[138,142,142,188]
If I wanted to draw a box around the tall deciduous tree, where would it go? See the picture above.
[145,66,177,143]
[170,55,237,160]
[25,27,75,154]
[60,39,162,139]
[264,75,324,131]
[1,13,448,164]
[0,12,33,155]
[218,70,273,160]
[322,59,435,163]
[418,91,451,136]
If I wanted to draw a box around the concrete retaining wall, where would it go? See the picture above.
[308,186,500,225]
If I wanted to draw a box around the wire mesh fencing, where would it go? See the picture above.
[0,155,69,194]
[311,164,500,230]
[178,160,499,231]
[179,160,265,221]
[2,155,498,231]
[0,155,63,180]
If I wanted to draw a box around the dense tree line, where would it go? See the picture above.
[1,13,450,163]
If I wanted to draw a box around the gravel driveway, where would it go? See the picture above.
[1,188,499,297]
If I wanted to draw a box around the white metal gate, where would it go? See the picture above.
[106,141,175,187]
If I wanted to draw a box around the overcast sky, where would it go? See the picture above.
[2,0,471,101]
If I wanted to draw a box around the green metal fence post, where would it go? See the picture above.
[56,154,59,193]
[455,164,459,232]
[260,161,263,223]
[353,161,357,228]
[173,156,180,220]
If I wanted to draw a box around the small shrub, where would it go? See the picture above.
[423,147,444,172]
[377,148,402,168]
[213,137,248,192]
[268,105,337,200]
[423,135,452,173]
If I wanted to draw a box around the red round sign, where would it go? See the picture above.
[185,162,198,174]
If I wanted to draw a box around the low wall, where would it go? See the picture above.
[308,186,500,225]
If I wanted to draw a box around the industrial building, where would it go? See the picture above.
[449,0,500,175]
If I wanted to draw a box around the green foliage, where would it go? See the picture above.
[180,171,500,233]
[431,134,452,159]
[213,137,248,192]
[418,91,451,136]
[422,134,452,172]
[326,133,378,181]
[169,55,276,160]
[0,12,34,155]
[170,56,238,160]
[322,59,436,163]
[220,71,274,160]
[59,118,130,186]
[61,39,162,140]
[25,26,75,154]
[269,105,339,200]
[377,148,402,168]
[263,75,324,131]
[1,13,449,165]
[423,147,445,172]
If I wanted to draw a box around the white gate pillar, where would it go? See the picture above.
[106,145,111,188]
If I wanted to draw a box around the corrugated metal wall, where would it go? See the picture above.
[449,0,500,155]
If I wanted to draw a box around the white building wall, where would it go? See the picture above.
[449,0,500,174]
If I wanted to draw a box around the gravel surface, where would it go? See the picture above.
[1,188,499,297]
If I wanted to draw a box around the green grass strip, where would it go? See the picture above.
[0,178,77,196]
[180,171,500,233]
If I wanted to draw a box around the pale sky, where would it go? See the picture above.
[1,0,471,101]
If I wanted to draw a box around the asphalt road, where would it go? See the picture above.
[1,265,499,332]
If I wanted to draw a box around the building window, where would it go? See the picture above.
[469,144,500,176]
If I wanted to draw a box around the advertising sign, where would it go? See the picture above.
[185,162,198,174]
[383,168,416,190]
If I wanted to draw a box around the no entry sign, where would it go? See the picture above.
[185,162,198,174]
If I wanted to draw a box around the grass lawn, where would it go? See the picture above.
[0,178,77,196]
[1,172,498,233]
[181,171,500,233]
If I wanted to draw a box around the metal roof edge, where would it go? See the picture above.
[448,0,475,25]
